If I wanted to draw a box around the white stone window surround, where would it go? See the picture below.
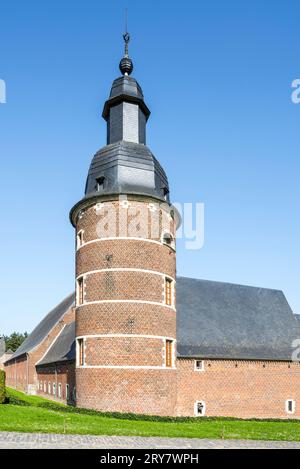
[162,338,176,369]
[76,229,84,250]
[286,399,296,414]
[194,400,206,416]
[194,360,205,372]
[164,276,174,307]
[76,337,86,367]
[76,276,86,307]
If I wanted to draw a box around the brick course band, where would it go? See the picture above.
[79,336,175,367]
[75,303,176,337]
[83,270,167,304]
[76,238,175,278]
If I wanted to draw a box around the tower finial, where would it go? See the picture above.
[119,9,133,76]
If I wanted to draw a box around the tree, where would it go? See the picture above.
[4,332,28,352]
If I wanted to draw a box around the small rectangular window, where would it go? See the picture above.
[66,384,69,400]
[165,339,173,368]
[78,338,85,366]
[286,399,295,414]
[77,230,84,248]
[165,278,173,306]
[194,401,206,416]
[53,383,56,396]
[58,383,62,398]
[44,381,46,393]
[194,360,204,371]
[77,277,84,306]
[48,382,51,394]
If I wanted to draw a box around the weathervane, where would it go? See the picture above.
[119,9,133,76]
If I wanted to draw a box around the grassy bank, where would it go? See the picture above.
[1,388,300,441]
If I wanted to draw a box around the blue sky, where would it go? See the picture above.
[0,0,300,334]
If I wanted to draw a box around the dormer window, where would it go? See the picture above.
[163,187,169,200]
[96,176,105,192]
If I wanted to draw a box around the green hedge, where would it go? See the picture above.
[0,370,6,404]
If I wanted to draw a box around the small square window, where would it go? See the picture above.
[194,400,206,416]
[286,399,295,414]
[194,360,204,371]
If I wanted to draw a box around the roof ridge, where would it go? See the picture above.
[176,275,284,293]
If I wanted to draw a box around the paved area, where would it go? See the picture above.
[0,432,299,449]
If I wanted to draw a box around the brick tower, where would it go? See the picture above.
[70,33,180,415]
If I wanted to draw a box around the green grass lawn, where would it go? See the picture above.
[1,387,300,441]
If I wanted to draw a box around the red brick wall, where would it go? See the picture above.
[176,358,300,419]
[76,368,176,415]
[5,306,75,394]
[36,362,76,404]
[74,197,177,416]
[5,356,28,392]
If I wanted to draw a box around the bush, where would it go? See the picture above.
[0,370,6,404]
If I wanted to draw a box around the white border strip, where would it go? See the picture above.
[76,268,175,282]
[77,237,164,250]
[77,365,176,370]
[77,299,176,311]
[77,334,176,340]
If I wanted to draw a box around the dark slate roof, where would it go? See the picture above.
[37,322,76,366]
[9,277,300,366]
[84,141,170,203]
[176,277,300,360]
[102,76,150,120]
[7,293,75,362]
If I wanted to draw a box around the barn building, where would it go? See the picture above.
[5,35,300,419]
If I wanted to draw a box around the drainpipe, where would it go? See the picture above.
[26,353,29,394]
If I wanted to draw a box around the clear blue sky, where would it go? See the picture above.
[1,0,300,335]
